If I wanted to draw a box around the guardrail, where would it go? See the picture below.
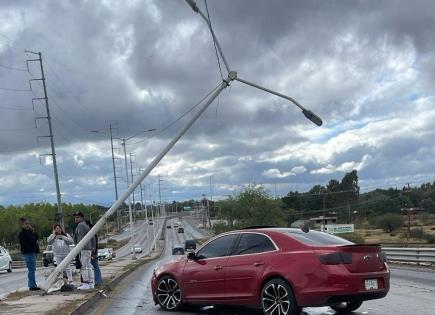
[383,247,435,265]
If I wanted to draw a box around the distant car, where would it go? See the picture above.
[173,223,179,228]
[184,239,196,252]
[167,225,172,229]
[0,246,12,273]
[98,248,113,260]
[108,247,116,258]
[149,219,154,225]
[132,245,143,253]
[151,228,390,314]
[177,227,184,233]
[42,245,54,267]
[171,245,185,255]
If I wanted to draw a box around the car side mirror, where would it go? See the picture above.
[187,252,197,261]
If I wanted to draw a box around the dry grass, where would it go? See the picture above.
[3,290,29,301]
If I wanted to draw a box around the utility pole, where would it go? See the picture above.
[27,51,63,227]
[139,169,149,225]
[109,124,122,231]
[121,139,136,259]
[130,153,136,220]
[158,175,164,218]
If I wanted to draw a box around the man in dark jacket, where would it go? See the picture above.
[18,217,40,290]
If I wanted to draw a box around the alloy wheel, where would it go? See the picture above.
[261,279,298,315]
[156,276,182,310]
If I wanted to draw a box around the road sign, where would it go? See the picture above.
[326,224,354,234]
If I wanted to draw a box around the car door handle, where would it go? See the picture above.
[214,265,223,270]
[253,262,265,267]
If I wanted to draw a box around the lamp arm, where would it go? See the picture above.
[235,76,323,126]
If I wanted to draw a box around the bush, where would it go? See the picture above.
[376,213,404,233]
[424,234,435,244]
[409,228,425,239]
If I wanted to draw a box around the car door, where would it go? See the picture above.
[182,233,239,301]
[0,247,5,270]
[225,233,277,301]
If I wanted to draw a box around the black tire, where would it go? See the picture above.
[43,260,49,267]
[330,301,363,314]
[7,262,12,273]
[156,275,183,311]
[261,278,301,315]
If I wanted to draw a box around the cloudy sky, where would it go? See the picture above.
[1,0,434,206]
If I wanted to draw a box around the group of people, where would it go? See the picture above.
[18,211,103,291]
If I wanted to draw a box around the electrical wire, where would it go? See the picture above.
[0,63,27,72]
[204,0,224,80]
[0,86,31,92]
[129,82,222,146]
[0,105,33,111]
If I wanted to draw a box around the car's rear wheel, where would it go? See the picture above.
[7,262,12,273]
[330,300,363,313]
[261,278,300,315]
[43,260,49,267]
[156,275,182,311]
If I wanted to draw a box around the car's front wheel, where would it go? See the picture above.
[156,275,182,311]
[7,262,12,273]
[261,278,301,315]
[330,300,363,313]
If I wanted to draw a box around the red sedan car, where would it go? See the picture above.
[151,228,390,315]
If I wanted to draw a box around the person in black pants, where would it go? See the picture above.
[18,217,41,291]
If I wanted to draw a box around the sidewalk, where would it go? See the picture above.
[0,241,164,315]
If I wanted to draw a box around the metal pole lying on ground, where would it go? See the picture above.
[41,77,231,292]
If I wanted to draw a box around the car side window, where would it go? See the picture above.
[197,234,239,259]
[232,233,276,255]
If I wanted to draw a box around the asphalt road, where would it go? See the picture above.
[87,221,435,315]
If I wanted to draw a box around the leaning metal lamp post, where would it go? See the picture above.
[42,1,322,292]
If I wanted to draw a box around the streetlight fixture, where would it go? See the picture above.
[43,2,322,292]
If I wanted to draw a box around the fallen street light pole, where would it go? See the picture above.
[43,0,323,292]
[41,76,232,292]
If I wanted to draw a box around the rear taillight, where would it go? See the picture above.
[318,252,352,265]
[378,251,387,263]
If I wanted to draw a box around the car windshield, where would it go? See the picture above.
[275,228,353,245]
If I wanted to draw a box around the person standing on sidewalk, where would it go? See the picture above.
[18,217,41,291]
[73,211,95,290]
[47,223,74,285]
[86,220,103,286]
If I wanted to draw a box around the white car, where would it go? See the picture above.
[0,246,12,273]
[97,248,113,260]
[132,245,143,253]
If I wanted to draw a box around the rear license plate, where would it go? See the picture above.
[365,279,378,290]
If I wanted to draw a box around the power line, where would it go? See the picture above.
[0,86,31,92]
[130,82,222,146]
[204,0,223,80]
[0,105,33,111]
[0,63,27,72]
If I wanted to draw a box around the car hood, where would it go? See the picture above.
[154,256,186,275]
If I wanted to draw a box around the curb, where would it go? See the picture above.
[70,226,166,315]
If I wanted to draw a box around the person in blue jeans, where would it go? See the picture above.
[87,221,103,286]
[19,217,41,291]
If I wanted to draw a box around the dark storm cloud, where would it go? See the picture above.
[1,0,435,204]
